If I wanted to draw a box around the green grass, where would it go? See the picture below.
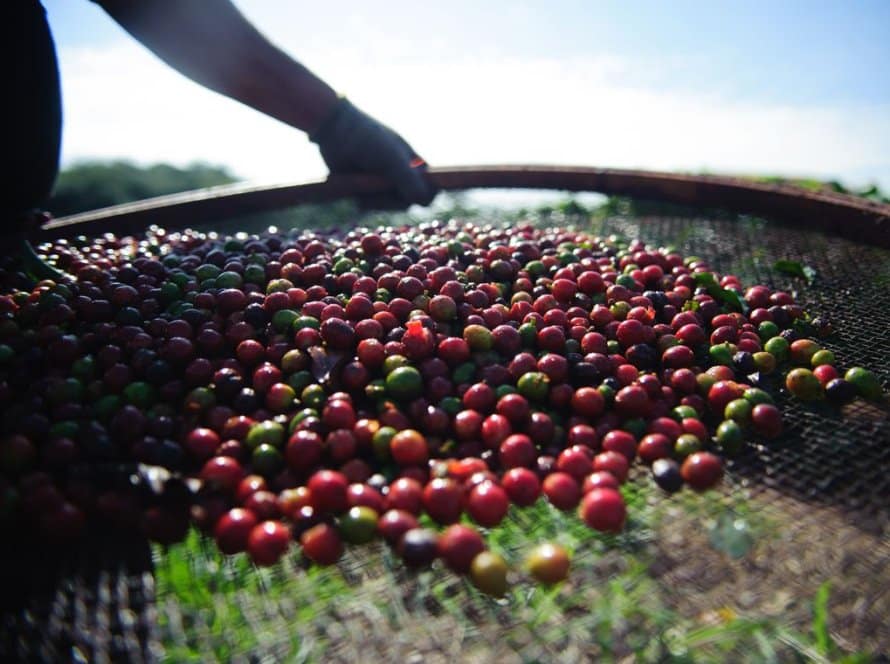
[154,479,870,663]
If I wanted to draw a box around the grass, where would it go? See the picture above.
[153,477,872,663]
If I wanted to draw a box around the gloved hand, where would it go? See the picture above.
[310,98,438,208]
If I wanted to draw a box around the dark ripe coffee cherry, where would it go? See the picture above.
[625,344,657,370]
[320,317,356,351]
[0,434,37,475]
[361,234,385,256]
[491,324,521,355]
[321,399,355,430]
[662,345,695,369]
[648,417,682,440]
[536,325,565,353]
[825,378,856,404]
[398,528,439,567]
[526,412,554,446]
[733,351,756,375]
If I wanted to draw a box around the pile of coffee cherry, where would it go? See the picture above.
[0,220,883,596]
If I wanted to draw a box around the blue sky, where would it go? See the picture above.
[43,1,890,191]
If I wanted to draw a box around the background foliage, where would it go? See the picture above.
[48,161,237,217]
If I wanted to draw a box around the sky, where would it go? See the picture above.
[43,1,890,199]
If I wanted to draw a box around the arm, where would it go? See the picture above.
[94,0,337,132]
[94,0,437,206]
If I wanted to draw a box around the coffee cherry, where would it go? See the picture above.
[501,467,541,507]
[422,478,463,524]
[681,452,723,491]
[247,520,291,566]
[438,524,486,573]
[390,429,428,466]
[579,488,626,533]
[398,528,439,567]
[338,506,379,544]
[542,472,582,511]
[466,481,509,527]
[377,509,419,546]
[786,368,823,400]
[525,542,570,584]
[470,551,509,597]
[307,470,349,514]
[300,523,344,566]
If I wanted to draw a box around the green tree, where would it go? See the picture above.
[48,160,238,216]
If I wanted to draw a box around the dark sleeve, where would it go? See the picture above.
[2,1,63,220]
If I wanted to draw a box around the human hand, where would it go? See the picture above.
[310,98,438,208]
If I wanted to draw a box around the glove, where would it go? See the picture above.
[310,98,438,208]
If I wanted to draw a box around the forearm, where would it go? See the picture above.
[95,0,338,132]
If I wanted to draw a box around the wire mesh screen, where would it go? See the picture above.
[1,209,888,663]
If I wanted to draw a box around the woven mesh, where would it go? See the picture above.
[590,214,890,657]
[2,210,888,662]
